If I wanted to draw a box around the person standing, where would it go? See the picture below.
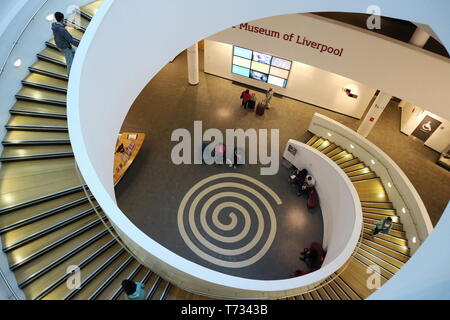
[121,279,146,300]
[52,12,79,76]
[371,217,393,237]
[240,89,251,109]
[263,87,274,109]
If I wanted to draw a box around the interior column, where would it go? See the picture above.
[357,91,392,137]
[187,43,199,85]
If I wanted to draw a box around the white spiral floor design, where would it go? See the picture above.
[177,173,282,268]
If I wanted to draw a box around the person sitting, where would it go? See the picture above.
[372,217,393,237]
[301,174,316,193]
[299,247,318,269]
[121,279,146,300]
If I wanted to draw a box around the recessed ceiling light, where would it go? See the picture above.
[412,237,417,244]
[402,208,407,214]
[13,59,22,67]
[350,144,355,149]
[371,160,376,165]
[46,14,54,21]
[327,132,332,137]
[387,182,392,188]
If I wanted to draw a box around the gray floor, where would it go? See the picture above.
[116,49,449,280]
[115,52,324,280]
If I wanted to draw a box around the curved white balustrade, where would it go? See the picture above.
[67,0,450,299]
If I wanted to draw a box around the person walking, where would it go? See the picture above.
[121,279,146,300]
[263,87,274,109]
[240,89,251,109]
[371,217,393,237]
[52,12,79,76]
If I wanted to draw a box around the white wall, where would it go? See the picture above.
[207,13,450,121]
[400,102,450,153]
[204,40,376,119]
[282,140,362,266]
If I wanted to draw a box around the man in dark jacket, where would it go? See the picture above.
[51,12,79,76]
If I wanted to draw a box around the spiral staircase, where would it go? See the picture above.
[0,0,411,300]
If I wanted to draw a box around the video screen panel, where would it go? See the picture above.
[253,51,272,65]
[250,70,268,82]
[269,66,289,79]
[232,65,250,78]
[233,56,251,69]
[234,46,253,60]
[251,61,270,74]
[271,57,292,70]
[268,75,287,88]
[231,46,291,88]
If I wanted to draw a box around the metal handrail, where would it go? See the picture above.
[0,0,50,77]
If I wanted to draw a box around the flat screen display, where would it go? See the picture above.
[253,51,272,65]
[268,75,286,88]
[232,65,250,77]
[271,57,292,70]
[250,70,268,82]
[269,66,289,79]
[234,46,253,60]
[251,61,270,74]
[233,56,251,68]
[231,46,292,88]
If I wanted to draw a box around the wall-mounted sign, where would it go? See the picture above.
[288,144,297,156]
[411,115,442,142]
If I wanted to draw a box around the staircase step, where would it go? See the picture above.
[351,254,392,280]
[358,243,405,269]
[0,145,73,162]
[78,0,104,19]
[0,191,91,233]
[362,233,410,257]
[306,135,319,146]
[360,201,394,209]
[10,101,66,118]
[16,87,66,105]
[6,115,67,131]
[330,151,350,161]
[325,147,343,158]
[335,154,354,165]
[22,73,67,92]
[311,137,325,149]
[347,167,372,177]
[0,158,81,213]
[354,249,399,277]
[343,163,367,173]
[316,140,331,151]
[363,221,405,237]
[362,207,397,215]
[65,15,91,31]
[352,178,389,202]
[29,60,68,80]
[350,172,378,182]
[363,212,400,223]
[38,47,66,66]
[110,264,146,300]
[362,227,408,246]
[321,143,337,154]
[339,158,361,169]
[2,130,70,145]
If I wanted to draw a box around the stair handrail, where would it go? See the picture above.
[0,0,50,77]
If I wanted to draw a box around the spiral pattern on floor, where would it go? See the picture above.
[177,173,282,268]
